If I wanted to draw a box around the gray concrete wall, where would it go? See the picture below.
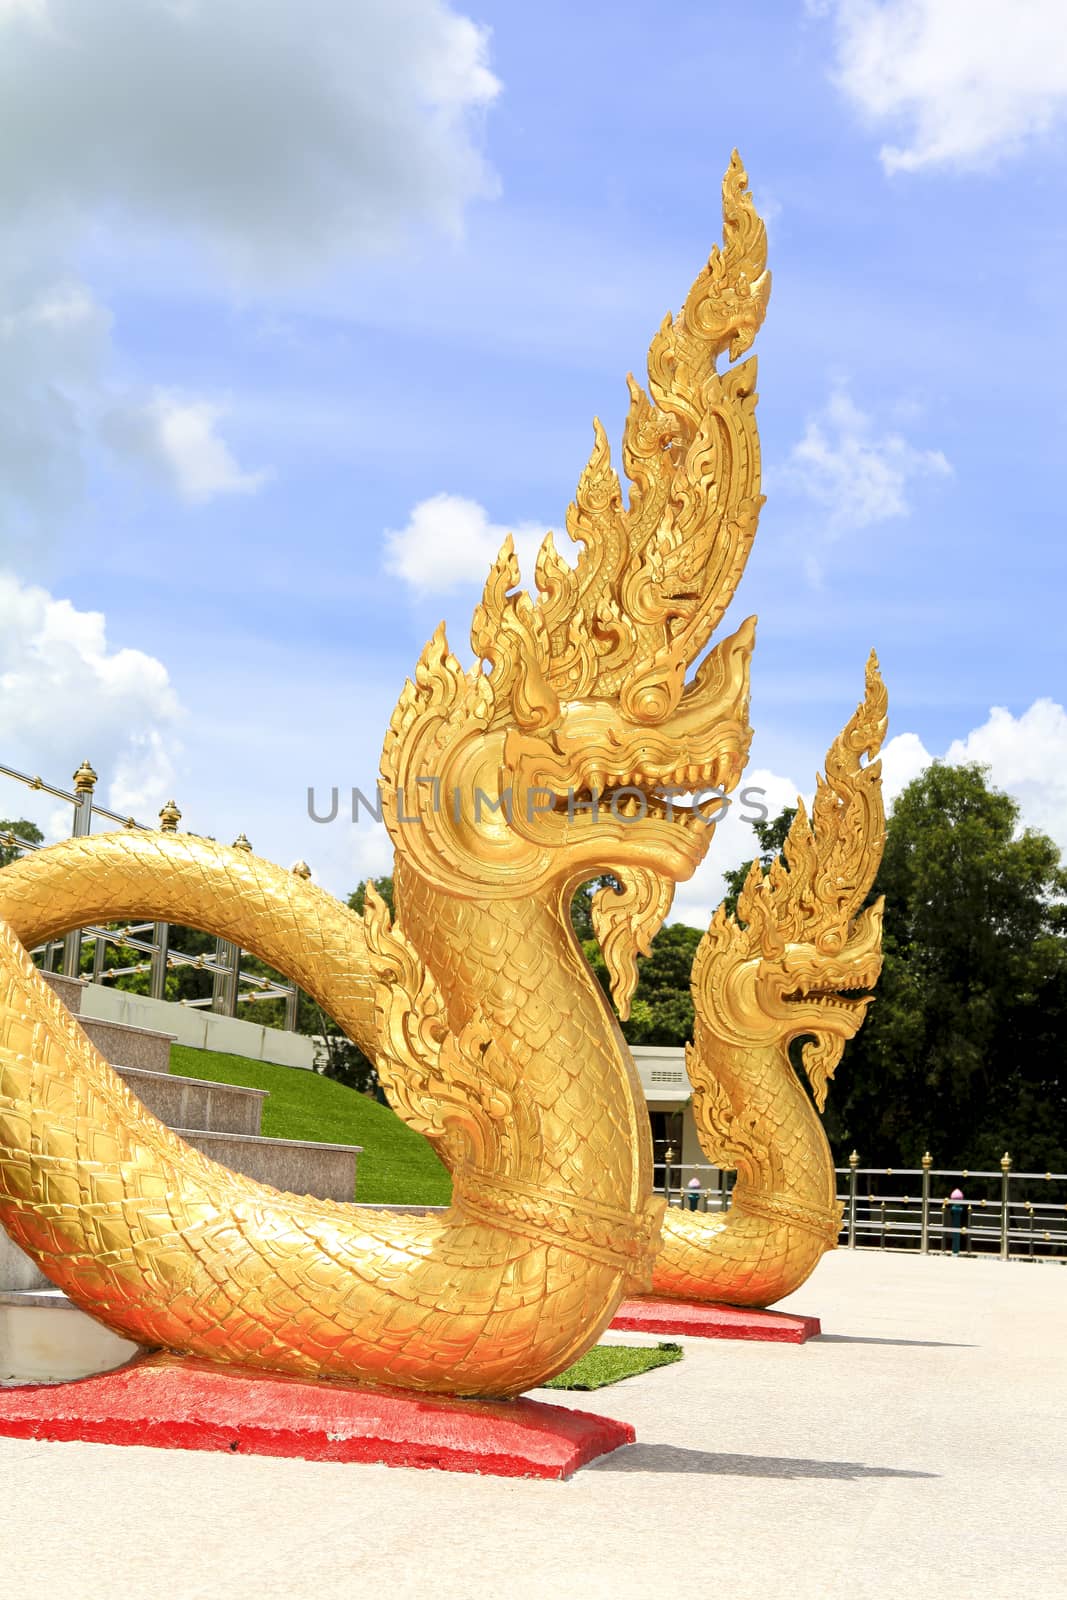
[78,983,317,1069]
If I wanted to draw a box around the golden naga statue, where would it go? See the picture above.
[655,653,886,1306]
[0,154,884,1398]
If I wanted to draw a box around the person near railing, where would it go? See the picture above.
[948,1187,966,1256]
[685,1176,701,1212]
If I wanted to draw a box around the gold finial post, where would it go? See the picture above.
[847,1151,860,1248]
[664,1145,676,1206]
[213,832,252,1017]
[920,1152,933,1254]
[153,798,182,995]
[72,759,98,796]
[158,800,182,834]
[63,760,99,977]
[1000,1153,1013,1259]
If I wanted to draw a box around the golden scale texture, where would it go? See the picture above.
[0,156,884,1397]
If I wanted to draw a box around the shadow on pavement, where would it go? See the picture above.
[590,1444,937,1479]
[814,1334,975,1348]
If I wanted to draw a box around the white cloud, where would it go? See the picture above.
[0,0,501,544]
[879,729,932,805]
[945,699,1067,856]
[850,701,1067,860]
[0,276,111,545]
[0,572,182,823]
[384,493,556,596]
[785,388,950,545]
[814,0,1067,173]
[0,0,500,277]
[669,694,1067,929]
[104,391,269,505]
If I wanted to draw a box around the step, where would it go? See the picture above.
[76,1015,175,1075]
[40,970,175,1073]
[40,971,86,1014]
[176,1128,361,1202]
[115,1066,267,1136]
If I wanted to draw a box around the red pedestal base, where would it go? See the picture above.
[0,1355,634,1478]
[612,1297,820,1343]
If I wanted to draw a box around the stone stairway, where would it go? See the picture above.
[1,971,362,1382]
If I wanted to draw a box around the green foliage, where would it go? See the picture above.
[82,922,217,1004]
[169,1044,451,1204]
[544,1342,683,1390]
[828,762,1067,1171]
[580,922,703,1048]
[348,876,394,918]
[0,818,43,868]
[568,772,1066,1168]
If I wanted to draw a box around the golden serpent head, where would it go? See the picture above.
[692,653,888,1109]
[379,154,771,990]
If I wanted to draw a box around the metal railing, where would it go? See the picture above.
[655,1147,1067,1262]
[837,1152,1067,1260]
[1,758,308,1030]
[659,1150,734,1214]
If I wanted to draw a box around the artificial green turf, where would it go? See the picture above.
[169,1045,452,1205]
[544,1343,683,1390]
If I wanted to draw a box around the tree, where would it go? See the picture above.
[828,764,1067,1170]
[348,876,394,919]
[285,875,399,1094]
[0,818,43,868]
[577,915,701,1048]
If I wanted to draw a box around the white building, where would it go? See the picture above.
[631,1045,721,1203]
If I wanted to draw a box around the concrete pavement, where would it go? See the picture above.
[1,1248,1063,1599]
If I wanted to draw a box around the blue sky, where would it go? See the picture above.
[1,0,1065,925]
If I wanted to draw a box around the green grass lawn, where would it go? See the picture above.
[169,1045,452,1205]
[545,1343,683,1390]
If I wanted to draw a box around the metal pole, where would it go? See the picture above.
[150,800,181,1000]
[62,760,96,976]
[225,833,253,1017]
[91,928,107,982]
[848,1150,859,1248]
[211,937,230,1014]
[664,1144,675,1207]
[920,1151,932,1254]
[285,860,312,1030]
[225,942,240,1018]
[1000,1152,1012,1260]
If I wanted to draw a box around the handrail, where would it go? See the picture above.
[2,755,304,1031]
